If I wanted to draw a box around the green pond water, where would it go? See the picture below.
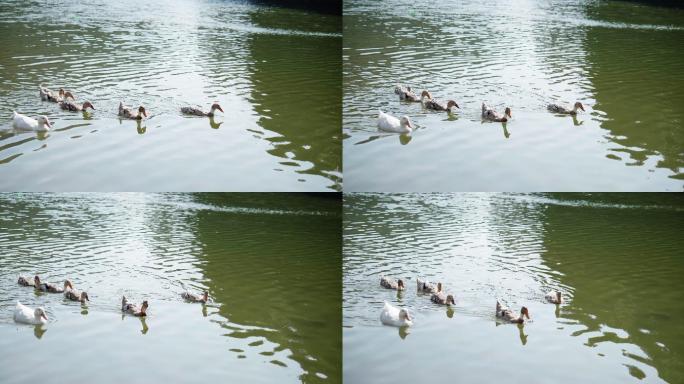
[0,193,341,384]
[343,193,684,383]
[0,0,341,191]
[343,0,684,191]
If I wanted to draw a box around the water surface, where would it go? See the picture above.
[0,0,341,191]
[0,193,341,384]
[343,0,684,191]
[344,193,683,383]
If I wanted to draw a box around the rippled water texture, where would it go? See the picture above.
[0,0,341,191]
[343,0,684,191]
[344,193,684,383]
[0,193,341,384]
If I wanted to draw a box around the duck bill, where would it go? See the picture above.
[41,313,48,321]
[217,106,224,113]
[579,105,585,111]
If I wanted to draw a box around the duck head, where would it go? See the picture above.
[34,307,48,322]
[138,106,148,118]
[202,291,209,302]
[34,275,41,286]
[436,282,442,293]
[64,280,74,290]
[80,291,90,302]
[504,107,512,118]
[521,306,530,319]
[211,102,224,113]
[37,116,52,129]
[574,102,585,112]
[399,308,411,322]
[556,291,562,303]
[446,100,460,111]
[400,116,413,129]
[82,101,95,110]
[397,279,405,290]
[420,90,432,100]
[446,295,455,305]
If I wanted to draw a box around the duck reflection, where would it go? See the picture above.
[209,116,223,129]
[572,114,583,126]
[136,119,146,135]
[517,323,528,346]
[33,324,47,339]
[121,313,150,335]
[398,325,411,340]
[446,306,454,319]
[355,132,413,146]
[502,121,511,139]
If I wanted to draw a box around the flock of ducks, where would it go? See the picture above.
[377,85,585,134]
[12,274,209,325]
[378,276,563,328]
[10,85,224,132]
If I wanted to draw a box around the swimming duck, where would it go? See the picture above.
[421,91,459,113]
[545,290,563,304]
[121,296,148,317]
[11,111,52,132]
[59,100,95,112]
[39,86,74,103]
[394,85,422,102]
[118,102,147,120]
[496,300,530,323]
[64,288,89,303]
[34,276,73,293]
[547,102,585,115]
[181,102,224,117]
[482,103,511,122]
[431,291,455,305]
[416,279,442,294]
[18,276,35,286]
[380,301,413,327]
[377,110,413,134]
[380,276,405,290]
[181,290,209,303]
[14,301,48,325]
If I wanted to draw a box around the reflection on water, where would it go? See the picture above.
[344,193,683,383]
[343,0,684,191]
[0,193,341,384]
[0,0,341,191]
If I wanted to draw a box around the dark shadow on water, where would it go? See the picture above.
[33,325,47,339]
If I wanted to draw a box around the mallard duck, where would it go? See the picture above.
[11,111,52,132]
[64,288,89,303]
[416,279,442,293]
[118,102,147,120]
[431,291,455,305]
[380,301,413,327]
[482,103,511,122]
[377,110,413,134]
[547,102,584,115]
[59,100,95,112]
[34,276,73,293]
[545,290,563,304]
[39,86,74,103]
[18,276,35,286]
[394,85,422,102]
[121,296,148,317]
[421,91,459,113]
[181,102,224,117]
[496,300,529,323]
[14,302,48,325]
[380,276,405,290]
[181,291,208,303]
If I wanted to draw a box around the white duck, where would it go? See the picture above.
[547,102,585,115]
[545,290,563,304]
[14,301,48,325]
[11,111,52,132]
[377,110,413,134]
[380,301,413,327]
[481,103,511,122]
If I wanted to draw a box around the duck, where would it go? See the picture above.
[11,111,52,132]
[482,103,511,122]
[431,291,455,305]
[394,85,422,102]
[416,279,442,294]
[118,102,147,120]
[18,276,35,286]
[39,86,74,103]
[181,102,224,117]
[121,296,148,317]
[14,301,48,325]
[377,110,413,134]
[496,300,530,323]
[59,100,95,112]
[545,290,563,304]
[421,91,459,113]
[64,288,90,303]
[34,275,73,293]
[547,102,585,115]
[380,301,413,327]
[380,276,405,290]
[181,290,209,303]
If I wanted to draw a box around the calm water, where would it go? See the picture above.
[0,0,341,191]
[0,193,341,384]
[343,0,684,191]
[343,193,684,383]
